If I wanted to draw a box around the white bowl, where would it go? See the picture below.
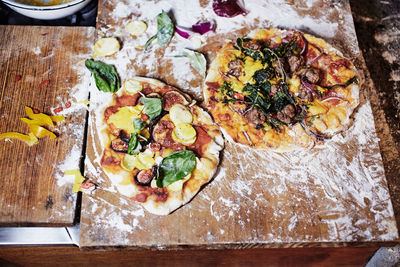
[2,0,92,20]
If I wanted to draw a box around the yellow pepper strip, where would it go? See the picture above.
[0,132,38,146]
[50,115,65,122]
[65,169,85,193]
[24,106,54,126]
[29,125,56,139]
[20,118,41,125]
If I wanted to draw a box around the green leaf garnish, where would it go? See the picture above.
[145,10,174,50]
[133,118,147,132]
[140,97,162,120]
[174,49,207,76]
[156,150,196,188]
[85,59,120,93]
[127,133,141,155]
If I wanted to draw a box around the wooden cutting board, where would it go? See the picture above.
[0,25,94,226]
[80,0,399,247]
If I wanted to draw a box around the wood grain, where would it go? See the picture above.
[0,246,378,267]
[80,0,399,248]
[0,26,94,226]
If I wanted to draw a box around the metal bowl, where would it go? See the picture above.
[2,0,92,20]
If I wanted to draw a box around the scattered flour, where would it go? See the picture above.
[80,0,398,247]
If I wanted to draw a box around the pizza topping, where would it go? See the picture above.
[123,79,142,94]
[133,150,156,170]
[288,55,304,73]
[187,126,212,157]
[150,142,161,151]
[244,107,266,126]
[111,138,129,153]
[135,168,156,186]
[116,94,140,107]
[156,150,196,188]
[172,123,197,145]
[227,59,243,77]
[303,68,321,84]
[169,104,193,125]
[276,104,296,124]
[141,97,163,120]
[107,106,143,134]
[162,90,189,111]
[298,83,315,102]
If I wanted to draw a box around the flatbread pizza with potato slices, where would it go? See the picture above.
[97,77,224,215]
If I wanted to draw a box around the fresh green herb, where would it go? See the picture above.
[133,118,146,132]
[242,83,271,112]
[127,133,142,155]
[327,76,359,90]
[140,97,162,120]
[85,59,120,93]
[219,81,234,97]
[253,69,271,84]
[145,10,174,50]
[156,150,196,188]
[235,38,264,62]
[174,49,207,76]
[273,38,299,57]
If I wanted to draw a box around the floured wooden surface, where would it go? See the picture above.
[0,26,94,225]
[80,0,398,247]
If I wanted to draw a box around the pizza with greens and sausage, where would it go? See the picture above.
[98,77,224,215]
[204,28,360,152]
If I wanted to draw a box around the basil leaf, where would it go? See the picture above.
[156,150,196,188]
[128,133,141,155]
[157,10,174,46]
[175,49,207,76]
[133,118,146,132]
[145,10,174,50]
[85,59,121,93]
[140,97,162,120]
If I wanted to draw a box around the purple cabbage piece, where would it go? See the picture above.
[212,0,248,18]
[191,20,216,34]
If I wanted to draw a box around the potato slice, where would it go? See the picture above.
[169,104,193,125]
[94,37,120,57]
[172,123,197,145]
[126,20,147,36]
[124,79,142,94]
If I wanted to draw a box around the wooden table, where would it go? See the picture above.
[0,0,399,265]
[80,0,399,249]
[0,25,94,226]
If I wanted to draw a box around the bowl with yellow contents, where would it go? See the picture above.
[2,0,91,20]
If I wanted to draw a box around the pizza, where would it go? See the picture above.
[97,77,224,215]
[204,28,360,152]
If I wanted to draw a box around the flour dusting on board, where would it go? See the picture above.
[80,0,398,247]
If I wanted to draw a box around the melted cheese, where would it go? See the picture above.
[107,105,143,134]
[308,101,327,116]
[239,56,264,85]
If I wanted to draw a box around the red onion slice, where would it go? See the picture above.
[192,20,216,34]
[321,96,347,103]
[301,78,318,94]
[299,33,308,55]
[175,26,192,39]
[176,20,216,39]
[212,0,248,18]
